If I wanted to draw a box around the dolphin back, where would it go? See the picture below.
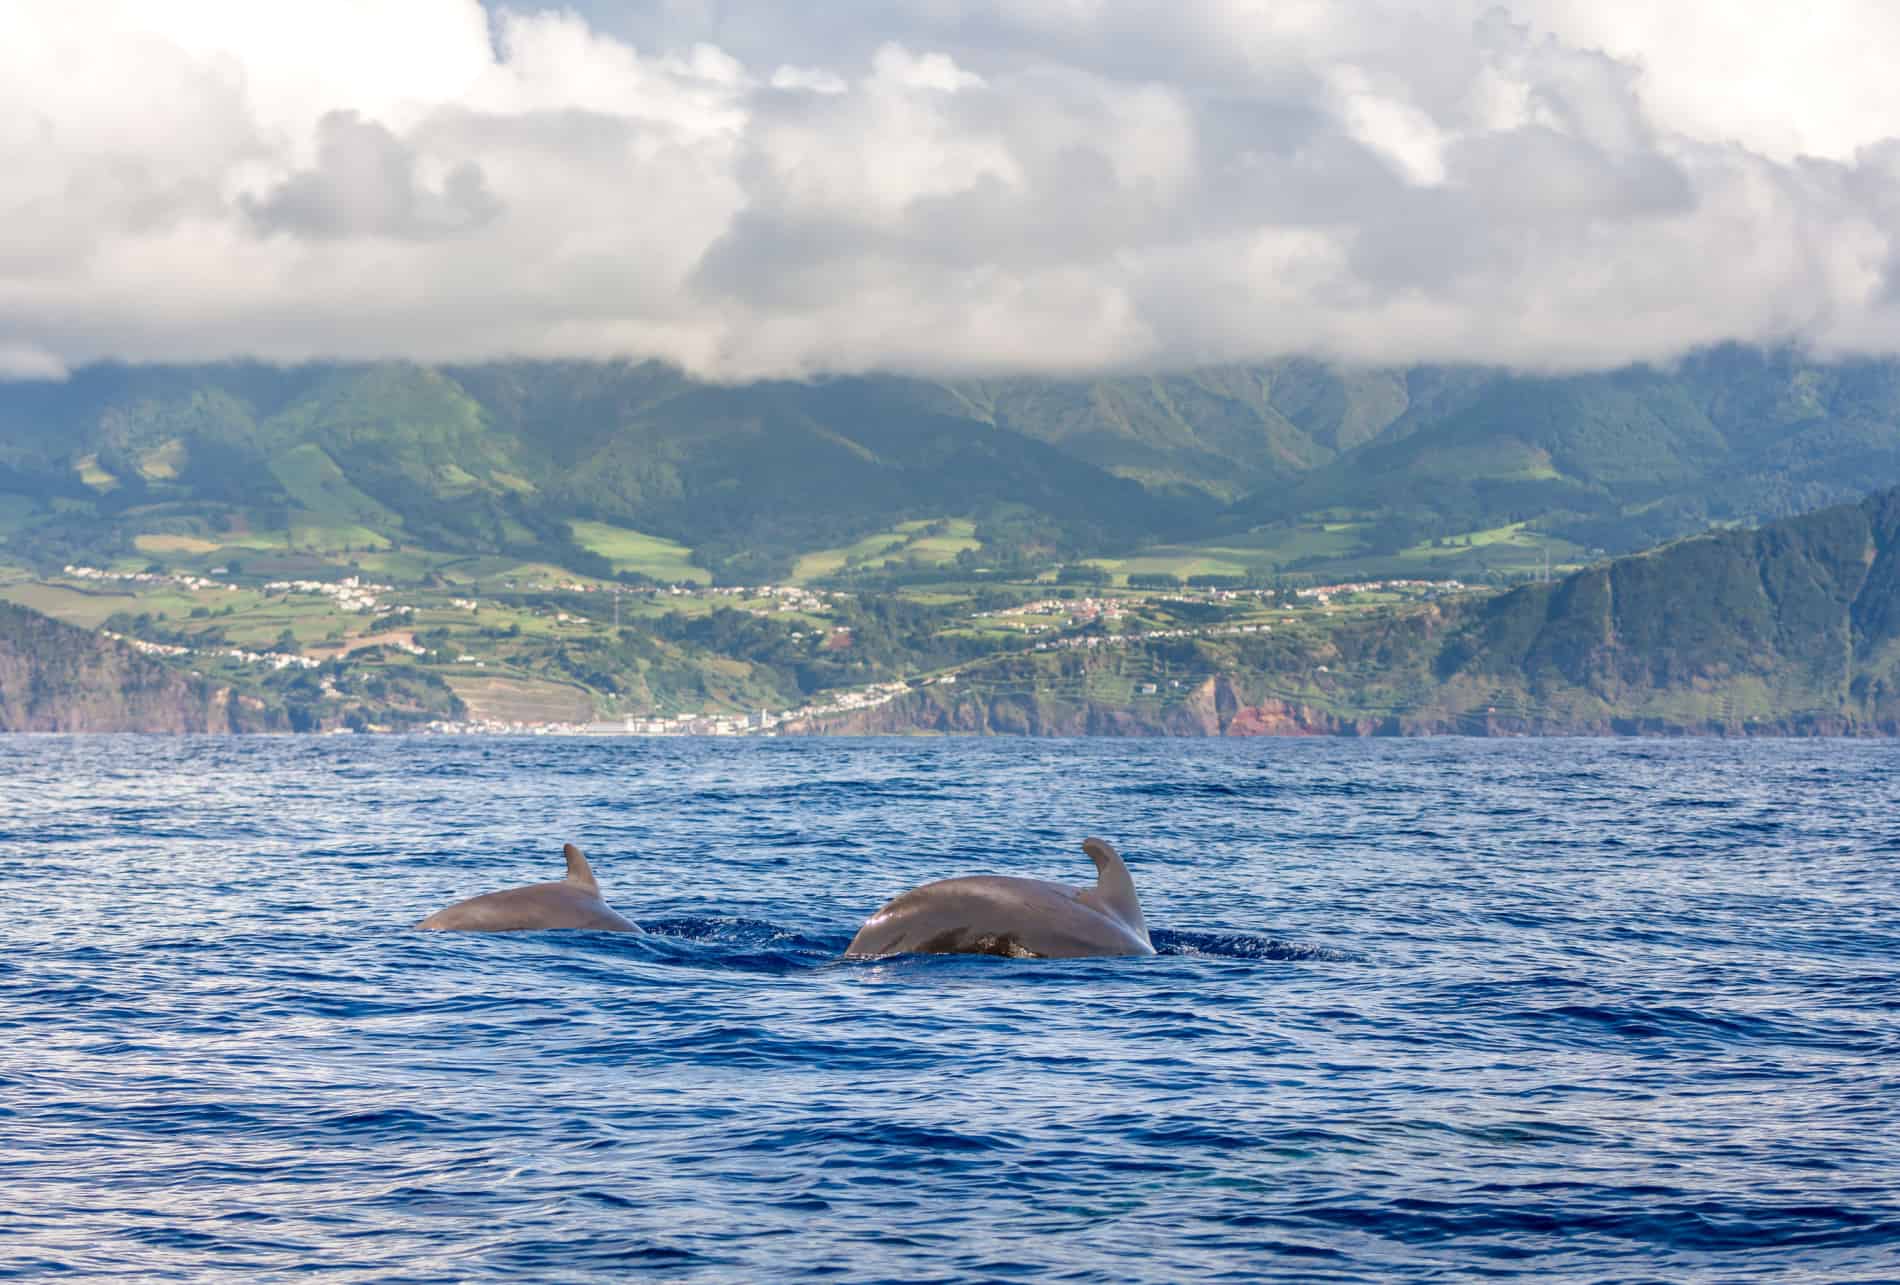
[1077,837,1151,950]
[844,838,1156,959]
[417,844,642,933]
[563,843,599,894]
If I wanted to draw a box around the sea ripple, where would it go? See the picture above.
[1,735,1896,1281]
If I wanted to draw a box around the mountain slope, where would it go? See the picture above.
[1425,482,1900,732]
[943,360,1417,498]
[1237,348,1900,561]
[6,350,1900,585]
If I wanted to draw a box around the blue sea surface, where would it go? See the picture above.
[2,736,1897,1281]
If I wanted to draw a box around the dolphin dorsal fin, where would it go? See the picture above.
[563,843,599,895]
[1079,837,1149,944]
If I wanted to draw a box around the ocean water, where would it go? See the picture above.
[2,736,1897,1282]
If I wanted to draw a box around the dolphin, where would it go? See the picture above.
[845,837,1154,959]
[417,844,643,933]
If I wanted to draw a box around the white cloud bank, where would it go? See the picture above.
[7,0,1900,379]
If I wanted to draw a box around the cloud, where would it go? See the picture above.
[5,0,1900,378]
[0,343,68,381]
[244,112,500,241]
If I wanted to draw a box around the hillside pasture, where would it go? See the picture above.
[134,534,224,556]
[1394,522,1590,575]
[347,549,456,581]
[287,514,394,554]
[791,518,982,583]
[0,582,143,628]
[268,444,402,530]
[74,454,119,492]
[901,519,983,563]
[1093,523,1373,583]
[136,439,187,480]
[1083,553,1252,585]
[568,520,708,584]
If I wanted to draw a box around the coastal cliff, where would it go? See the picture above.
[0,602,284,732]
[797,677,1900,737]
[794,485,1900,738]
[787,675,1394,737]
[9,483,1900,737]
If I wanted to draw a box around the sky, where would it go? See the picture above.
[7,0,1900,381]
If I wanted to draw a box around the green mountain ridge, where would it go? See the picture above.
[8,348,1900,588]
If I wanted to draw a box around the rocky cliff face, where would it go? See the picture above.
[787,672,1900,738]
[787,676,1399,737]
[0,603,285,732]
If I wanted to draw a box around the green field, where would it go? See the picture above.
[74,453,119,492]
[1399,520,1535,556]
[268,444,401,529]
[1082,552,1251,584]
[347,549,458,581]
[136,439,187,480]
[791,519,981,583]
[1087,524,1373,583]
[135,516,376,563]
[286,514,393,554]
[1393,522,1590,574]
[198,528,296,553]
[1214,524,1369,562]
[135,533,226,556]
[465,557,615,589]
[792,532,910,582]
[568,520,708,584]
[0,582,143,628]
[1083,516,1596,585]
[905,521,983,562]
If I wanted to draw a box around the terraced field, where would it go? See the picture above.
[444,674,598,724]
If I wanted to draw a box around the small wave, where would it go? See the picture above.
[690,777,962,806]
[1115,778,1410,800]
[507,922,839,976]
[408,920,1341,971]
[593,921,1340,965]
[1153,930,1347,961]
[487,1239,715,1271]
[1116,780,1280,799]
[638,915,844,955]
[10,735,1899,1284]
[1296,1194,1900,1255]
[1497,1001,1812,1049]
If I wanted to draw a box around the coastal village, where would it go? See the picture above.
[416,679,915,738]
